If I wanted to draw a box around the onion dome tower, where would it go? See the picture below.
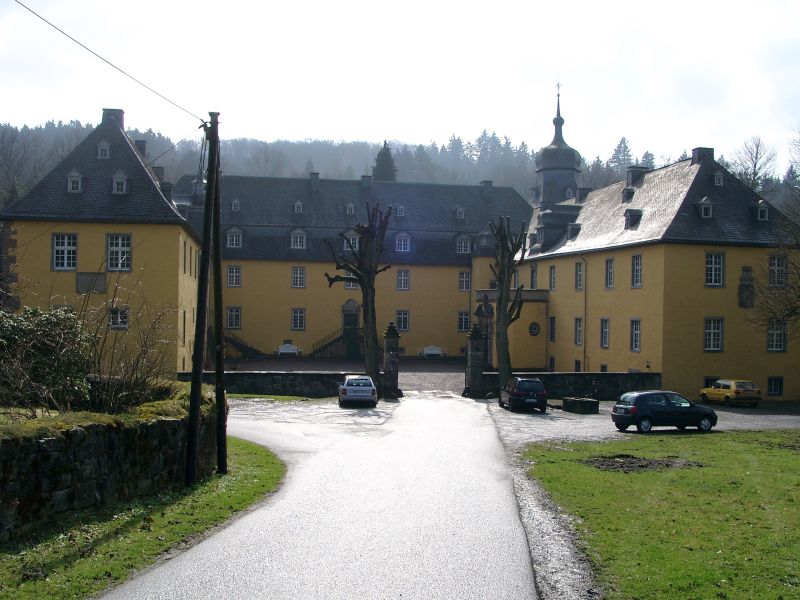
[533,90,582,210]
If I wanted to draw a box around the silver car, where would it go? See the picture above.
[338,375,377,408]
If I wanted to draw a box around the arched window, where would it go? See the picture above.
[294,201,304,214]
[290,229,307,249]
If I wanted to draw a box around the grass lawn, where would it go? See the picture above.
[524,430,800,600]
[0,436,285,600]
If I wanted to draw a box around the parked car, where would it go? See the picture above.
[499,377,548,412]
[611,390,717,433]
[699,379,761,407]
[338,375,377,408]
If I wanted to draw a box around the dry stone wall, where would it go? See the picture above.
[0,410,217,541]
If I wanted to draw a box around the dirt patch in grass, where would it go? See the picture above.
[584,454,703,473]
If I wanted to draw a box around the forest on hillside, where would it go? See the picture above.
[1,120,797,208]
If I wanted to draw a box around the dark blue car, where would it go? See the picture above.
[611,390,717,433]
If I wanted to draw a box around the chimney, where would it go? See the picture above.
[626,165,648,187]
[152,166,165,182]
[691,147,714,165]
[309,172,320,193]
[480,180,493,200]
[361,175,372,188]
[102,108,125,130]
[135,140,147,158]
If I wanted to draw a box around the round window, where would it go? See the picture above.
[529,322,540,336]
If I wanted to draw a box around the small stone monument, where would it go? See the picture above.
[382,321,401,398]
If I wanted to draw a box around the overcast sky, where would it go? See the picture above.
[2,0,799,171]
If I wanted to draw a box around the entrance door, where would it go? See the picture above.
[342,301,362,360]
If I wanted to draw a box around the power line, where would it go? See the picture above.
[13,0,206,125]
[145,124,207,169]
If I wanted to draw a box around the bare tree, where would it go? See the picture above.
[324,203,392,381]
[489,216,528,386]
[731,136,777,192]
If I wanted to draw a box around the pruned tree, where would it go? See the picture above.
[489,215,528,386]
[324,203,392,380]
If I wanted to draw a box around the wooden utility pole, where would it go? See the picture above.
[211,150,227,474]
[186,112,220,486]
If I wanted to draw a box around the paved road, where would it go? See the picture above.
[105,391,537,600]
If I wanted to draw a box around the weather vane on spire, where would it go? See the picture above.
[556,80,562,97]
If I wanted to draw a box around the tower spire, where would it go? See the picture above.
[552,82,565,145]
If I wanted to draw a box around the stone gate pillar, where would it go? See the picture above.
[382,321,400,398]
[465,323,486,398]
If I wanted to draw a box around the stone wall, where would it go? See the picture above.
[178,370,384,397]
[475,371,662,401]
[0,409,217,541]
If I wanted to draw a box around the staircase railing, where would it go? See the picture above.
[310,328,344,356]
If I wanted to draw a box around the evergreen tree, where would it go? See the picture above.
[608,137,633,178]
[640,151,656,170]
[372,141,397,182]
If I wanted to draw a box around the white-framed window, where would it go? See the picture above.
[346,203,354,215]
[226,307,241,329]
[458,311,470,332]
[396,310,409,331]
[574,261,583,290]
[630,319,641,352]
[344,232,359,251]
[574,317,583,345]
[701,204,713,218]
[227,230,242,248]
[345,279,359,289]
[704,318,723,351]
[705,253,724,287]
[396,234,410,252]
[631,255,642,288]
[291,266,306,288]
[458,271,471,291]
[107,234,131,271]
[396,205,405,217]
[714,171,723,186]
[548,316,556,342]
[600,318,610,349]
[768,319,786,352]
[290,230,307,249]
[67,170,82,193]
[530,266,538,289]
[549,265,556,290]
[768,376,784,396]
[456,207,465,219]
[291,308,306,331]
[456,238,471,254]
[232,199,240,212]
[108,307,129,330]
[112,171,128,194]
[758,205,769,221]
[605,258,614,288]
[769,255,787,287]
[227,265,241,287]
[294,201,303,214]
[397,269,409,290]
[97,142,110,159]
[53,233,77,270]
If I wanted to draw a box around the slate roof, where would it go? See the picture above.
[183,176,532,265]
[528,150,791,258]
[1,110,191,232]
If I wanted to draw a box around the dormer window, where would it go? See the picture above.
[396,205,405,217]
[294,201,303,214]
[344,230,359,251]
[395,233,411,252]
[714,171,724,187]
[565,187,575,199]
[567,223,581,239]
[757,202,769,221]
[290,229,307,249]
[698,197,713,218]
[226,229,242,248]
[456,207,465,220]
[97,142,110,159]
[112,170,128,195]
[346,203,354,215]
[67,170,82,193]
[232,200,240,212]
[624,208,643,229]
[456,237,471,254]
